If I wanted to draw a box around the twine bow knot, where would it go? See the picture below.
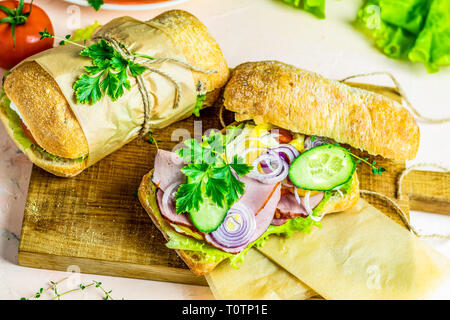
[98,36,217,136]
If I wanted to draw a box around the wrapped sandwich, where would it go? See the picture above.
[0,10,229,177]
[138,61,420,276]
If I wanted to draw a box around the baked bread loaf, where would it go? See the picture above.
[223,61,419,161]
[138,60,420,277]
[1,10,229,177]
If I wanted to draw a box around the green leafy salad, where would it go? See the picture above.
[357,0,450,73]
[284,0,450,72]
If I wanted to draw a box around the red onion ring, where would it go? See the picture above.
[294,187,302,205]
[271,144,300,163]
[304,136,333,150]
[305,191,324,222]
[247,150,290,184]
[210,203,256,248]
[162,182,180,216]
[246,148,290,184]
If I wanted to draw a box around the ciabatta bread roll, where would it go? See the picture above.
[137,61,419,277]
[1,10,229,177]
[223,61,419,161]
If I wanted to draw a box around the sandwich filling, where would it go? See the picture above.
[0,88,88,163]
[149,123,356,265]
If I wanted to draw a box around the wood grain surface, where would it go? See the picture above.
[405,171,450,215]
[17,84,446,285]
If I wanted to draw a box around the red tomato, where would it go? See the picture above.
[272,128,293,144]
[0,0,53,69]
[20,120,38,145]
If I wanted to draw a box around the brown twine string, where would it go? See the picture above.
[219,102,227,128]
[214,72,449,239]
[99,36,217,136]
[360,162,450,241]
[340,72,450,124]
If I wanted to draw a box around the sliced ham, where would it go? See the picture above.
[156,189,193,227]
[204,183,281,254]
[238,175,280,214]
[152,149,187,192]
[275,190,324,219]
[271,218,287,226]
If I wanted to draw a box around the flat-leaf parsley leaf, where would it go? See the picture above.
[175,131,252,214]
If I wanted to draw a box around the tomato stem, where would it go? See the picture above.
[0,0,33,48]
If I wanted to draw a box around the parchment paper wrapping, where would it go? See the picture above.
[205,248,317,300]
[207,200,450,300]
[22,17,196,166]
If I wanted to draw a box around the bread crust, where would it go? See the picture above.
[4,62,89,159]
[0,102,86,177]
[2,10,229,174]
[150,10,229,93]
[138,171,220,276]
[223,61,419,161]
[138,152,360,276]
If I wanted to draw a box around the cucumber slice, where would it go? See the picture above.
[189,200,228,233]
[289,144,355,191]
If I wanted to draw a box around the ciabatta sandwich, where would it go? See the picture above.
[0,10,228,177]
[138,61,419,276]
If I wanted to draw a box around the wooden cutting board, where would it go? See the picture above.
[17,84,449,286]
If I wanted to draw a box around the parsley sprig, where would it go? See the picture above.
[88,0,104,11]
[347,151,386,176]
[39,29,148,105]
[74,39,146,104]
[175,130,252,214]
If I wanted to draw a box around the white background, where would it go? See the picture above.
[0,0,449,299]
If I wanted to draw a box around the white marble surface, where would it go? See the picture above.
[0,0,449,300]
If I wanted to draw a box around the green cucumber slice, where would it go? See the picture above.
[289,144,356,191]
[189,200,228,233]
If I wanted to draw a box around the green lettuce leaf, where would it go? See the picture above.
[356,0,450,72]
[0,87,88,162]
[408,0,450,72]
[165,213,318,267]
[163,191,337,267]
[164,172,354,267]
[71,21,102,42]
[0,88,33,150]
[282,0,326,19]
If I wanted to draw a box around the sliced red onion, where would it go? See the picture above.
[260,159,276,173]
[294,187,302,205]
[247,150,289,184]
[333,186,344,198]
[258,144,299,176]
[210,203,256,248]
[305,191,324,222]
[248,151,283,177]
[304,136,333,150]
[162,182,180,216]
[271,144,300,163]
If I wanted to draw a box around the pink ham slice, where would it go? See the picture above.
[204,183,281,254]
[156,189,193,227]
[238,175,280,215]
[153,150,192,226]
[271,218,288,226]
[152,149,187,192]
[275,190,324,220]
